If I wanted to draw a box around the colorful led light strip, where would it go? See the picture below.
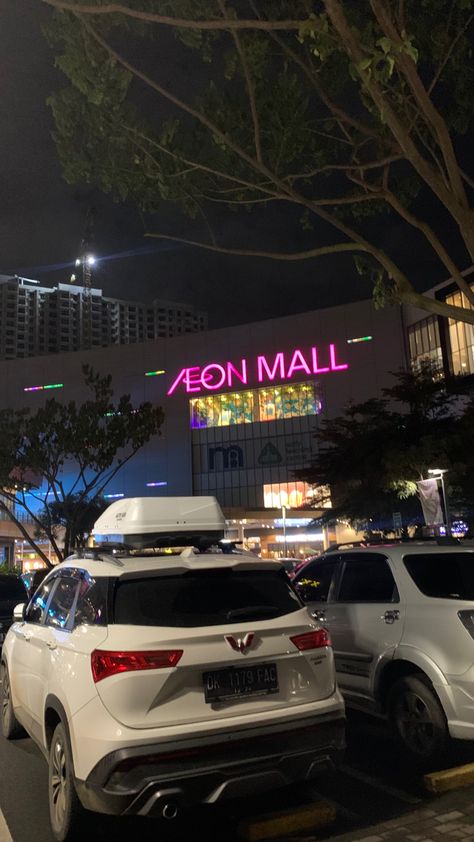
[346,336,373,344]
[146,481,168,487]
[145,369,166,377]
[24,383,64,392]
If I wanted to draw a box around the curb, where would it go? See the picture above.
[424,762,474,794]
[239,800,336,841]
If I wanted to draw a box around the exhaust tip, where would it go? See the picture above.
[162,802,178,820]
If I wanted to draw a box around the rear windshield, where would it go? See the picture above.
[113,569,302,627]
[404,552,474,599]
[0,577,27,601]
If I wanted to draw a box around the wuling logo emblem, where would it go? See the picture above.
[225,633,255,654]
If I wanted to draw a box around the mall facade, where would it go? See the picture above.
[0,271,472,561]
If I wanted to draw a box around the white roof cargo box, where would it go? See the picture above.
[92,496,226,548]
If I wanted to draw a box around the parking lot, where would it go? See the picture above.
[2,709,473,842]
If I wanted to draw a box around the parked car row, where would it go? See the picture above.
[292,541,474,765]
[0,498,344,842]
[2,502,474,841]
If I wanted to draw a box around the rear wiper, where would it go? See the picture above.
[226,605,278,620]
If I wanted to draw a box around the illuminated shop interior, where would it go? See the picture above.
[190,381,321,429]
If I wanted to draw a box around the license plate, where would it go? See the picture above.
[203,662,278,703]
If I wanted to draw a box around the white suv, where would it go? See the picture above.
[1,498,344,841]
[294,541,474,766]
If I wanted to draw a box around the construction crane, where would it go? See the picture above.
[71,207,96,350]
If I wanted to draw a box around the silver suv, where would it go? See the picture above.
[293,542,474,765]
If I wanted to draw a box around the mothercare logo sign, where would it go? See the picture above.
[167,344,349,396]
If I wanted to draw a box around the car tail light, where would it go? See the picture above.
[458,611,474,640]
[91,649,183,682]
[290,629,331,650]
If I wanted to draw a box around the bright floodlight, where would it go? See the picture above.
[86,254,96,266]
[75,258,81,267]
[428,468,447,475]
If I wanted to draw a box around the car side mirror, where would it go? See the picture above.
[13,603,26,622]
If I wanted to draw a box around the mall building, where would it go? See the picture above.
[0,269,472,563]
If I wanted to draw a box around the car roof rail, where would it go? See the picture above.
[325,536,462,553]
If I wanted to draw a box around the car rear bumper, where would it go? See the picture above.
[75,712,345,816]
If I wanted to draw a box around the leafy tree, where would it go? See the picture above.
[296,365,473,530]
[0,365,164,566]
[34,494,108,555]
[41,0,474,323]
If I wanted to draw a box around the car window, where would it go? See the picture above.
[404,551,474,599]
[337,554,398,603]
[25,577,57,624]
[113,569,302,627]
[73,575,108,627]
[294,559,338,603]
[44,577,80,630]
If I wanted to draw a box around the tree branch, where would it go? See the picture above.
[428,14,474,95]
[384,192,474,306]
[369,0,468,209]
[268,28,386,143]
[143,234,372,261]
[41,1,306,30]
[0,497,53,568]
[217,0,262,164]
[324,0,474,258]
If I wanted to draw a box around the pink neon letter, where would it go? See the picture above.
[186,366,202,392]
[257,353,285,382]
[287,349,311,378]
[227,359,247,386]
[311,347,329,374]
[330,343,349,371]
[201,363,226,390]
[167,368,187,395]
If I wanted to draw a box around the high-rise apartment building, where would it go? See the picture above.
[0,275,208,360]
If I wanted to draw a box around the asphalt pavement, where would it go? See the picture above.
[1,711,474,842]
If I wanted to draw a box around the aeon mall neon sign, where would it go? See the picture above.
[167,344,349,396]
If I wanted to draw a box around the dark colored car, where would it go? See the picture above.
[0,574,28,647]
[20,569,49,600]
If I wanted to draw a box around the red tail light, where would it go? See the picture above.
[290,629,331,650]
[91,649,183,682]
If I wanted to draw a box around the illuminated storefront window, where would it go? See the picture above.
[190,381,321,429]
[263,482,317,509]
[446,288,474,376]
[408,316,443,373]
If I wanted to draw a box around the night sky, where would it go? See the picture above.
[0,1,462,328]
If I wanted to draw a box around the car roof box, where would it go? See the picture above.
[92,496,226,549]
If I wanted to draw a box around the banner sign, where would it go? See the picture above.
[417,478,443,525]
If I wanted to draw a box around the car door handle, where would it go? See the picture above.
[382,610,400,624]
[47,640,57,651]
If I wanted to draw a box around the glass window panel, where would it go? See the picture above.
[452,350,461,375]
[421,324,429,353]
[190,382,320,429]
[449,322,459,353]
[459,346,470,373]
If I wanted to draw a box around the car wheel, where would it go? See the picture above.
[49,722,86,842]
[1,662,24,739]
[388,674,449,765]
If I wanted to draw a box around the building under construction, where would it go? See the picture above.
[0,274,208,360]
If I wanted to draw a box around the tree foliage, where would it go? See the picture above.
[41,0,474,323]
[296,365,474,531]
[0,365,164,565]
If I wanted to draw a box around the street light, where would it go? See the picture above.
[428,468,450,534]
